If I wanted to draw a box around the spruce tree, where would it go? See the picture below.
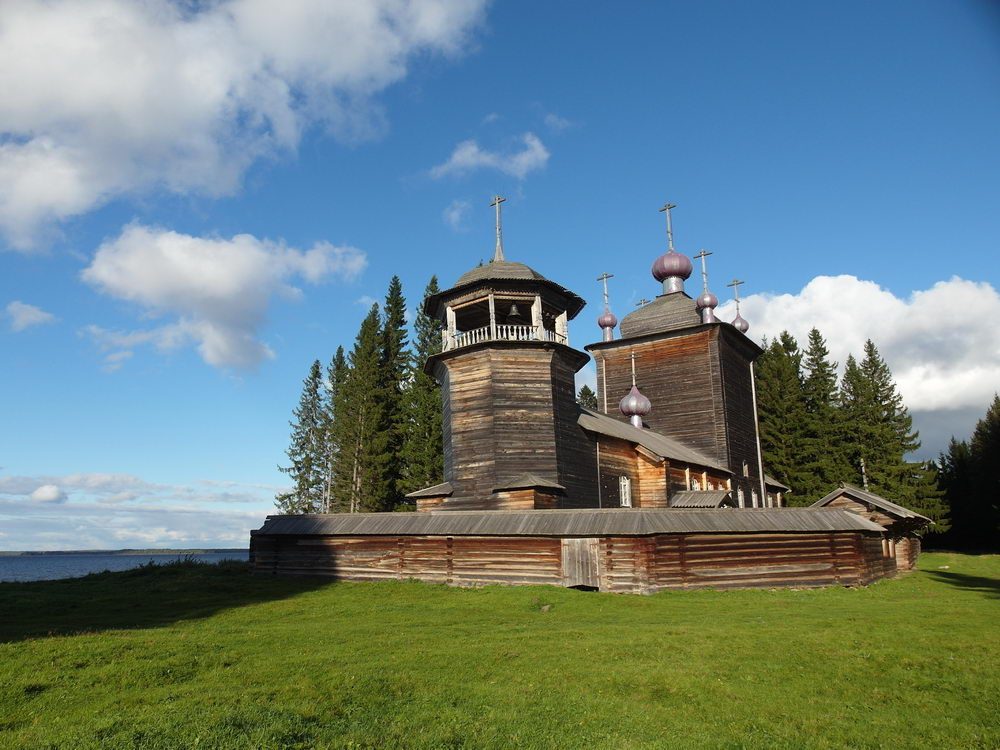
[319,347,348,512]
[797,328,849,502]
[966,394,1000,548]
[399,276,444,497]
[331,306,391,513]
[379,276,409,509]
[755,332,807,501]
[577,384,598,410]
[276,359,325,513]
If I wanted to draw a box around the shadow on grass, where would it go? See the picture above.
[926,570,1000,600]
[0,560,333,643]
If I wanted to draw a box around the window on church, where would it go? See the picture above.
[690,477,701,491]
[619,476,632,508]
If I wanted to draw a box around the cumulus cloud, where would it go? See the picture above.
[430,132,550,179]
[0,0,487,249]
[81,223,366,369]
[5,300,56,331]
[29,484,66,503]
[717,275,1000,455]
[442,199,471,230]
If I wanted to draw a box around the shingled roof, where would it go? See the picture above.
[253,507,885,538]
[578,408,729,473]
[618,292,702,338]
[811,483,931,523]
[669,490,735,508]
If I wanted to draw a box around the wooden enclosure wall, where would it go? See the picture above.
[894,536,920,571]
[251,530,895,594]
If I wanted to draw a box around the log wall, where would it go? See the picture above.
[251,530,893,594]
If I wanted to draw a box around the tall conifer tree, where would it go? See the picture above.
[755,332,807,500]
[319,346,347,512]
[332,306,391,513]
[379,276,409,509]
[276,359,325,513]
[399,276,444,497]
[577,384,598,410]
[797,328,849,502]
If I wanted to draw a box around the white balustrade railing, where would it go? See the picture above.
[444,324,568,351]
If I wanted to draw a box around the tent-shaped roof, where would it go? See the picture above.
[811,483,931,523]
[578,408,729,473]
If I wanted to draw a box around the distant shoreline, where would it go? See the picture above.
[0,549,249,557]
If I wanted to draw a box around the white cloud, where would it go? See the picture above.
[5,300,56,331]
[443,199,471,230]
[81,223,367,369]
[543,113,572,132]
[430,132,550,179]
[0,471,281,549]
[356,295,379,309]
[0,0,487,250]
[716,275,1000,456]
[29,484,66,503]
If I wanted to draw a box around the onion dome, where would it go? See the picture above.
[732,313,750,333]
[651,250,693,283]
[696,290,718,324]
[598,310,618,329]
[619,385,652,428]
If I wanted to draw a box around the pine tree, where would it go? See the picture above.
[276,359,325,513]
[379,276,409,509]
[966,394,1000,548]
[841,340,922,504]
[399,276,444,497]
[318,346,347,512]
[797,328,850,502]
[331,306,391,513]
[755,332,807,501]
[577,384,598,410]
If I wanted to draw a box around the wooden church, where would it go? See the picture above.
[250,199,924,593]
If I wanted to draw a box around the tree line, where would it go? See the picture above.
[276,275,443,514]
[755,328,998,548]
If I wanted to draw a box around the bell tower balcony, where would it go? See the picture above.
[440,292,570,352]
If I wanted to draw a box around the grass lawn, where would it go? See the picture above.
[1,551,997,749]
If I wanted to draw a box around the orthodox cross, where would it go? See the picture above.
[597,272,614,310]
[635,297,650,307]
[694,249,713,292]
[490,195,506,262]
[630,351,638,387]
[727,278,745,314]
[658,202,677,252]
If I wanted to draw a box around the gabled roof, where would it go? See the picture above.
[670,490,734,508]
[404,481,454,499]
[254,508,886,538]
[765,474,791,492]
[493,473,566,493]
[811,483,931,523]
[578,408,729,473]
[618,292,702,338]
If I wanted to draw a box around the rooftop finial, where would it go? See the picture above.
[619,351,652,428]
[727,278,750,333]
[652,201,693,293]
[596,272,617,342]
[490,194,506,262]
[636,297,650,307]
[693,249,719,324]
[660,202,676,253]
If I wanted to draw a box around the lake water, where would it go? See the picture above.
[0,551,249,583]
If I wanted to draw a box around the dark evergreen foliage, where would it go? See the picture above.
[576,384,598,410]
[399,276,445,497]
[755,332,807,502]
[319,347,347,512]
[275,359,325,513]
[379,276,409,509]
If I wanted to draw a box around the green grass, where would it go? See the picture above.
[1,553,997,749]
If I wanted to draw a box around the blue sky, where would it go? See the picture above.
[1,1,998,549]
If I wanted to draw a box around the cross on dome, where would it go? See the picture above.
[490,195,506,262]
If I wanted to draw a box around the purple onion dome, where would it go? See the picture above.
[651,250,693,282]
[732,314,750,333]
[695,291,719,309]
[597,310,618,329]
[619,385,652,417]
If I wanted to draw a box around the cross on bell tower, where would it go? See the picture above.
[490,195,506,262]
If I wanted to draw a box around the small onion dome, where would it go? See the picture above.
[597,310,618,329]
[619,385,652,418]
[695,290,719,310]
[651,250,693,283]
[732,313,750,333]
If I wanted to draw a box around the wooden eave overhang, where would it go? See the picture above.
[424,338,591,376]
[424,276,586,321]
[811,483,931,525]
[492,473,566,493]
[253,507,887,538]
[584,319,764,360]
[404,481,454,499]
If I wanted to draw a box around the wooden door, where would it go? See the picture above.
[561,537,600,589]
